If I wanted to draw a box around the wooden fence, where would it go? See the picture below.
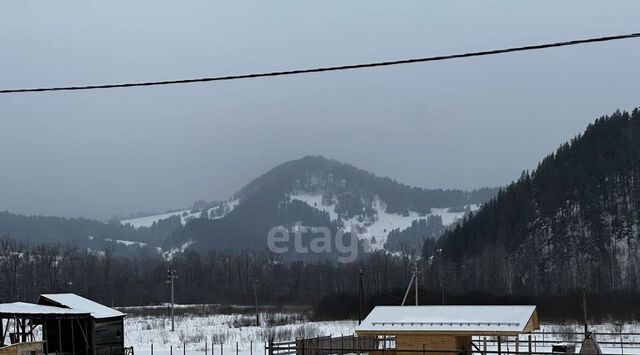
[267,331,640,355]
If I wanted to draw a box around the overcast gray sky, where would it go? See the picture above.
[1,0,640,220]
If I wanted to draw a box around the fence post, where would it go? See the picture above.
[515,336,519,355]
[422,344,425,355]
[527,335,531,355]
[236,342,238,355]
[171,345,173,355]
[221,343,223,355]
[206,343,208,355]
[151,344,154,355]
[483,337,487,355]
[184,343,186,355]
[498,337,501,355]
[251,341,253,355]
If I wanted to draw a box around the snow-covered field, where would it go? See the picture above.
[125,307,355,355]
[290,193,479,250]
[4,304,639,355]
[122,305,640,355]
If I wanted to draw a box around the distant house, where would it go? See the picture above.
[355,305,539,355]
[0,293,126,355]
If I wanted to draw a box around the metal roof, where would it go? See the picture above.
[356,305,537,334]
[39,293,125,319]
[0,302,89,318]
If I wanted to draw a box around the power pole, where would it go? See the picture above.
[165,269,177,331]
[402,261,422,306]
[401,273,415,306]
[358,269,364,324]
[414,261,419,306]
[582,288,589,336]
[254,279,260,326]
[414,261,423,305]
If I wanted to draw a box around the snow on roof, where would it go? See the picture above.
[356,305,537,334]
[0,302,88,317]
[39,293,125,319]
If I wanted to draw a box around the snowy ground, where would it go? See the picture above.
[122,305,640,355]
[4,305,639,355]
[125,308,356,355]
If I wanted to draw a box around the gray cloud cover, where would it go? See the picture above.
[1,0,639,219]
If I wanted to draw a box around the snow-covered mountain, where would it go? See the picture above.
[160,155,498,259]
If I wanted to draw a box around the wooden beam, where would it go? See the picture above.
[21,319,27,342]
[71,319,76,355]
[44,320,49,355]
[85,318,90,355]
[58,318,63,354]
[2,319,7,342]
[28,320,36,342]
[76,319,88,345]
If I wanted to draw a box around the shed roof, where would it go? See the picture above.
[356,305,538,335]
[39,294,125,319]
[0,302,89,318]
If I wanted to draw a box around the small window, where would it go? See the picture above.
[377,335,396,349]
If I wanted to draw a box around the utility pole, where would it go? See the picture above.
[254,279,260,326]
[401,273,415,306]
[401,260,422,306]
[165,269,177,331]
[358,269,364,324]
[414,261,419,306]
[582,288,589,336]
[414,261,423,305]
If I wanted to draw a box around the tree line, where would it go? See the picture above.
[0,237,421,308]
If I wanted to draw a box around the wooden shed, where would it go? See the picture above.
[0,294,125,355]
[38,294,126,355]
[355,305,539,355]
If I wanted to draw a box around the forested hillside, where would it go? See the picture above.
[166,156,498,256]
[433,109,640,296]
[0,211,177,246]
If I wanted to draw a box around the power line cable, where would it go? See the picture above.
[1,32,639,94]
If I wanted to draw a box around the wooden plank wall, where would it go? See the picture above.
[0,342,43,355]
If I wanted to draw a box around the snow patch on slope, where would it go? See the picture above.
[120,199,240,229]
[104,238,147,247]
[120,210,191,228]
[289,193,479,251]
[163,241,195,260]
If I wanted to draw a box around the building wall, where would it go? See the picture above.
[374,334,471,355]
[94,318,124,355]
[0,342,43,355]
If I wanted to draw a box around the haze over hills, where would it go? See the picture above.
[0,156,498,259]
[163,155,498,257]
[432,109,640,296]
